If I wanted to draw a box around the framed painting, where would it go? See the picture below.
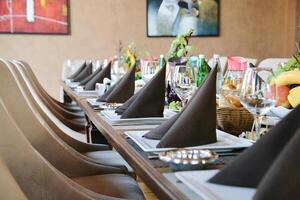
[147,0,219,37]
[0,0,70,34]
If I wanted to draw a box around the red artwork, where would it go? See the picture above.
[0,0,69,34]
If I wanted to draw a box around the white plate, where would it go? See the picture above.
[175,170,256,200]
[101,109,176,126]
[87,98,106,107]
[125,130,253,152]
[270,106,292,119]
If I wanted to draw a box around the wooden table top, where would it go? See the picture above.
[62,82,189,200]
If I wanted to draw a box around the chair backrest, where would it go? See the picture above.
[0,159,27,199]
[0,59,124,178]
[208,56,228,73]
[246,58,258,66]
[17,61,88,131]
[13,60,104,153]
[0,67,118,199]
[257,58,290,82]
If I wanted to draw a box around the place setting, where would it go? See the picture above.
[125,66,252,153]
[65,60,112,96]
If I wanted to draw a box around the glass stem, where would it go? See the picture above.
[254,115,262,140]
[182,98,188,107]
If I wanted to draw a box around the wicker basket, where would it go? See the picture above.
[217,107,254,136]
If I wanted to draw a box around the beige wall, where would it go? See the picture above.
[0,0,298,98]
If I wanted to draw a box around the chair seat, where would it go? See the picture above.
[83,150,134,173]
[72,174,145,200]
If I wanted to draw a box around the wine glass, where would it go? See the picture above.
[172,65,197,107]
[240,66,276,140]
[141,60,159,83]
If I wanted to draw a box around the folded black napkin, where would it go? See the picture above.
[84,62,111,90]
[72,62,93,82]
[117,64,166,119]
[143,66,217,148]
[209,104,300,188]
[115,92,138,115]
[68,62,86,79]
[97,64,135,103]
[254,127,300,200]
[79,64,103,85]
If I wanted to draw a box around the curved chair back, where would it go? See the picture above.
[208,56,228,73]
[0,59,125,178]
[12,60,106,153]
[17,61,87,132]
[0,99,118,199]
[257,58,290,81]
[0,159,27,199]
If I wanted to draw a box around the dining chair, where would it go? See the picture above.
[0,101,145,199]
[16,61,88,133]
[0,159,27,199]
[11,60,134,173]
[257,58,290,82]
[246,58,258,66]
[0,59,131,177]
[208,56,228,72]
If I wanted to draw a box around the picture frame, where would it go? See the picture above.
[147,0,220,37]
[0,0,70,35]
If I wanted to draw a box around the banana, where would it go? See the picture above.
[275,70,300,86]
[288,86,300,108]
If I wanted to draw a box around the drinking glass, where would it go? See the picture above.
[240,67,276,140]
[172,65,197,107]
[141,60,159,83]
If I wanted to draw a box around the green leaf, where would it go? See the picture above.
[186,45,192,52]
[177,49,184,57]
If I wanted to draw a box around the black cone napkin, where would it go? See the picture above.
[72,62,93,82]
[144,68,211,140]
[119,65,166,119]
[84,62,111,90]
[68,62,86,79]
[144,113,181,139]
[115,92,139,115]
[209,104,300,188]
[97,65,135,103]
[153,66,217,148]
[79,64,102,85]
[254,128,300,200]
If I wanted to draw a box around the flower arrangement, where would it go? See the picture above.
[167,28,194,60]
[121,42,137,70]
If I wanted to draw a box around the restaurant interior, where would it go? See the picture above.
[0,0,300,199]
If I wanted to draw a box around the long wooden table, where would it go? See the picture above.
[62,82,189,200]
